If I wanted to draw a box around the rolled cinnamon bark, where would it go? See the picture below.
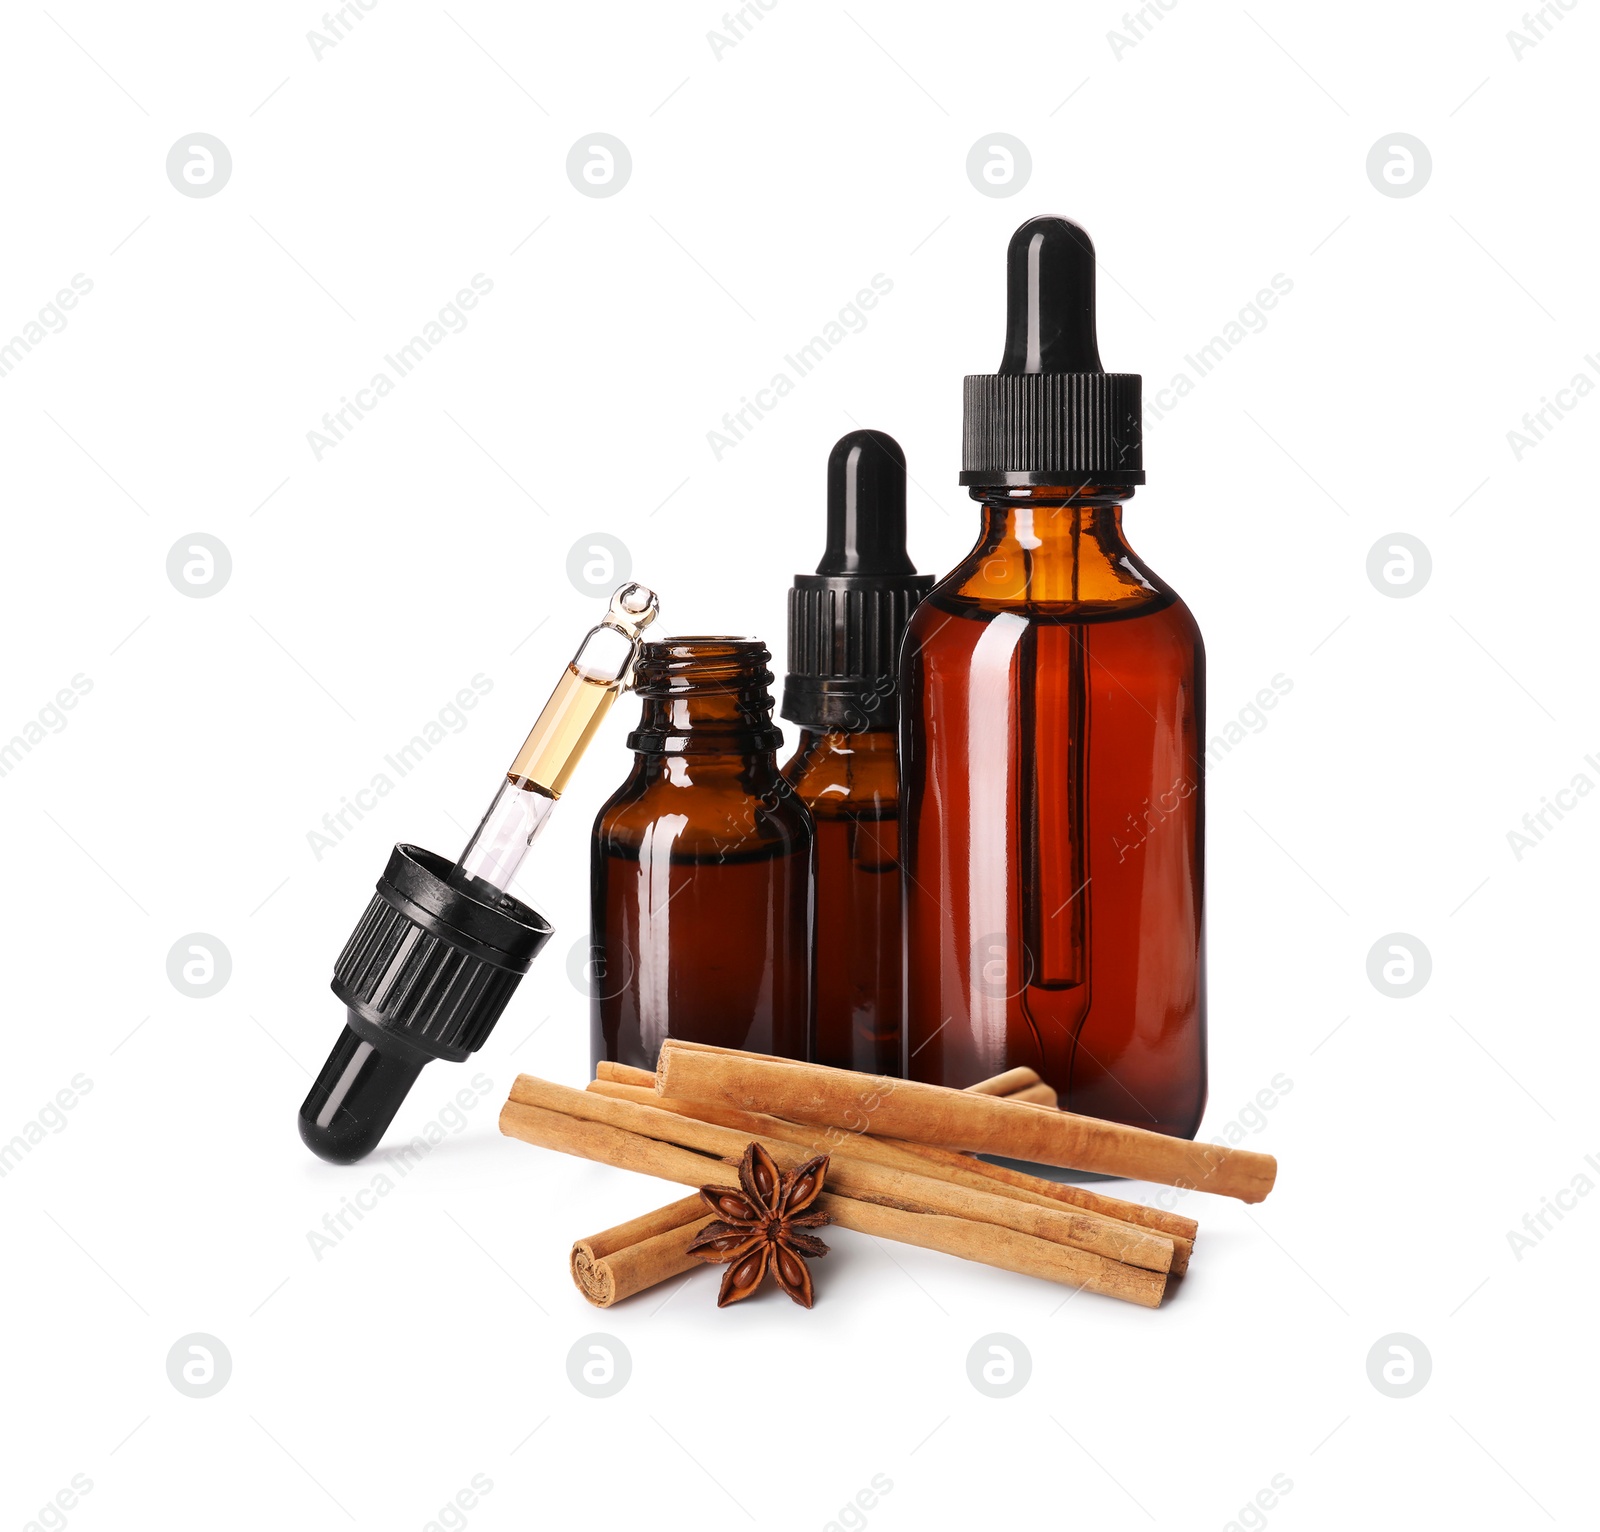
[883,1137,1197,1260]
[500,1081,1166,1305]
[596,1060,670,1090]
[656,1041,1278,1204]
[523,1076,1172,1271]
[965,1065,1040,1096]
[592,1060,1196,1265]
[596,1058,1056,1106]
[586,1077,1189,1273]
[964,1066,1056,1106]
[999,1082,1059,1106]
[571,1195,714,1308]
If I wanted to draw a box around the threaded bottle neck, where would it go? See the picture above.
[627,638,784,754]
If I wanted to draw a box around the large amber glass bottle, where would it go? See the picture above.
[899,217,1206,1137]
[591,638,815,1071]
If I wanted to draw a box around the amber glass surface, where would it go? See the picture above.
[591,639,815,1072]
[899,488,1206,1136]
[781,728,902,1075]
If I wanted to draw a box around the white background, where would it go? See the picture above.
[2,2,1596,1528]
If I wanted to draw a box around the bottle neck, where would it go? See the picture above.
[958,484,1161,609]
[627,638,784,757]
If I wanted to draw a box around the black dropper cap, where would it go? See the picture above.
[782,430,933,733]
[298,843,552,1163]
[961,215,1144,487]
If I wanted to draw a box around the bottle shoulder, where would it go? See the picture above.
[907,575,1199,634]
[901,580,1205,689]
[912,501,1203,633]
[781,730,899,809]
[594,753,814,854]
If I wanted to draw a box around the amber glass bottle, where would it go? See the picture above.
[781,729,898,1074]
[590,638,815,1071]
[780,430,932,1074]
[899,216,1206,1137]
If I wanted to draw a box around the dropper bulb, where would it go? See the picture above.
[999,215,1103,375]
[299,1017,426,1164]
[818,429,913,577]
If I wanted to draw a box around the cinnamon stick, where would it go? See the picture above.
[963,1067,1056,1106]
[595,1060,670,1090]
[593,1057,1196,1263]
[570,1194,714,1308]
[500,1079,1166,1306]
[999,1081,1058,1106]
[531,1075,1173,1271]
[964,1065,1041,1097]
[656,1041,1278,1204]
[597,1058,1055,1106]
[881,1136,1197,1262]
[586,1077,1189,1273]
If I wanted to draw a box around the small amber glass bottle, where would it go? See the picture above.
[590,638,815,1072]
[780,729,900,1073]
[781,430,931,1074]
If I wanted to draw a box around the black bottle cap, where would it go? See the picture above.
[782,430,933,733]
[961,215,1144,488]
[298,843,552,1164]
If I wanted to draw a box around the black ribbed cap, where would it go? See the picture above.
[298,843,552,1163]
[961,216,1144,487]
[783,430,933,733]
[329,844,548,1060]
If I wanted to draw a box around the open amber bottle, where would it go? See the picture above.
[899,216,1206,1137]
[591,638,815,1071]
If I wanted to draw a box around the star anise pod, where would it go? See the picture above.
[687,1141,831,1307]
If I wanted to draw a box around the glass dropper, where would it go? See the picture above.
[451,581,659,898]
[298,581,659,1165]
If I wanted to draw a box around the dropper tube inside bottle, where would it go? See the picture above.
[965,220,1134,1082]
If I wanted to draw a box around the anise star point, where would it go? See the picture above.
[687,1141,831,1308]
